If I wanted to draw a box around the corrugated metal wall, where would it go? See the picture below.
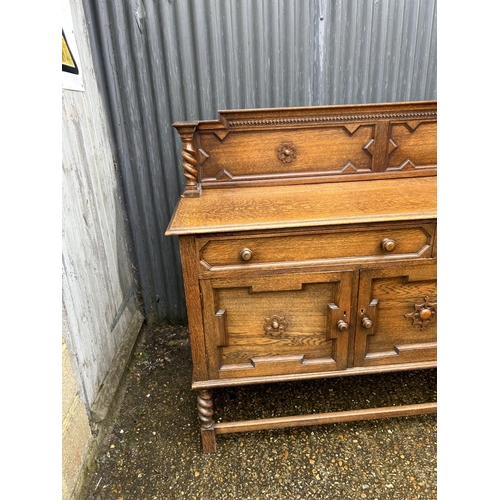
[83,0,437,323]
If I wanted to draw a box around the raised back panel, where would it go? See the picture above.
[174,101,436,197]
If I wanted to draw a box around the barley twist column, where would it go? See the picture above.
[173,122,201,197]
[197,389,216,452]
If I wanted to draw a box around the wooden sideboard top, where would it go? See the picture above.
[166,176,436,236]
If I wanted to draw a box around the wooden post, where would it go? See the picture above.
[197,389,216,453]
[173,122,201,197]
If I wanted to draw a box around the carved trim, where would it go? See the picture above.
[198,148,210,166]
[339,161,366,173]
[404,121,422,132]
[404,296,436,331]
[215,168,234,180]
[387,139,398,156]
[214,130,229,141]
[343,123,362,135]
[387,159,419,172]
[226,111,437,128]
[215,309,228,346]
[363,138,375,156]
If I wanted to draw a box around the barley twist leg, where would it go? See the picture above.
[197,389,216,452]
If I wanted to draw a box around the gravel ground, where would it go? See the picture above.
[81,322,437,500]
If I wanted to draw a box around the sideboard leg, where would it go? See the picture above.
[197,389,216,453]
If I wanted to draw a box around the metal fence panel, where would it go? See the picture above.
[83,0,437,322]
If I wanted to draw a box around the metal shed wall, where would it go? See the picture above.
[84,0,437,322]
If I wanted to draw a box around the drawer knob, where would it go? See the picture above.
[419,308,432,320]
[381,238,396,252]
[337,320,349,332]
[240,248,253,261]
[362,317,373,329]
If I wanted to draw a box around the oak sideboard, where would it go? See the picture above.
[166,100,437,453]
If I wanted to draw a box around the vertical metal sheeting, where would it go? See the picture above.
[83,0,437,323]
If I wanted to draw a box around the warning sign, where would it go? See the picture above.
[62,0,84,91]
[62,30,79,75]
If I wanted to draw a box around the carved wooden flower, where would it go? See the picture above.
[404,296,436,331]
[276,143,297,163]
[264,315,288,336]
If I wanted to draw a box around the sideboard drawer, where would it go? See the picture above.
[199,223,435,270]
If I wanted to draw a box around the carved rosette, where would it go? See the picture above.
[404,296,436,331]
[264,315,288,337]
[173,123,200,197]
[276,143,297,163]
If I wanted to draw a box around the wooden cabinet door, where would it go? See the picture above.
[354,262,437,368]
[200,271,354,380]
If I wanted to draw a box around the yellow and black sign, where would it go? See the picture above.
[62,29,79,75]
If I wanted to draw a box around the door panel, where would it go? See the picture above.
[201,271,354,379]
[354,263,437,367]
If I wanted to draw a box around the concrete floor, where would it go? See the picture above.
[81,322,437,500]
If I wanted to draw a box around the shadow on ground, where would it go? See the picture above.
[81,322,437,500]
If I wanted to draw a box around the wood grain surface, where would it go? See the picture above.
[168,101,437,452]
[166,177,436,235]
